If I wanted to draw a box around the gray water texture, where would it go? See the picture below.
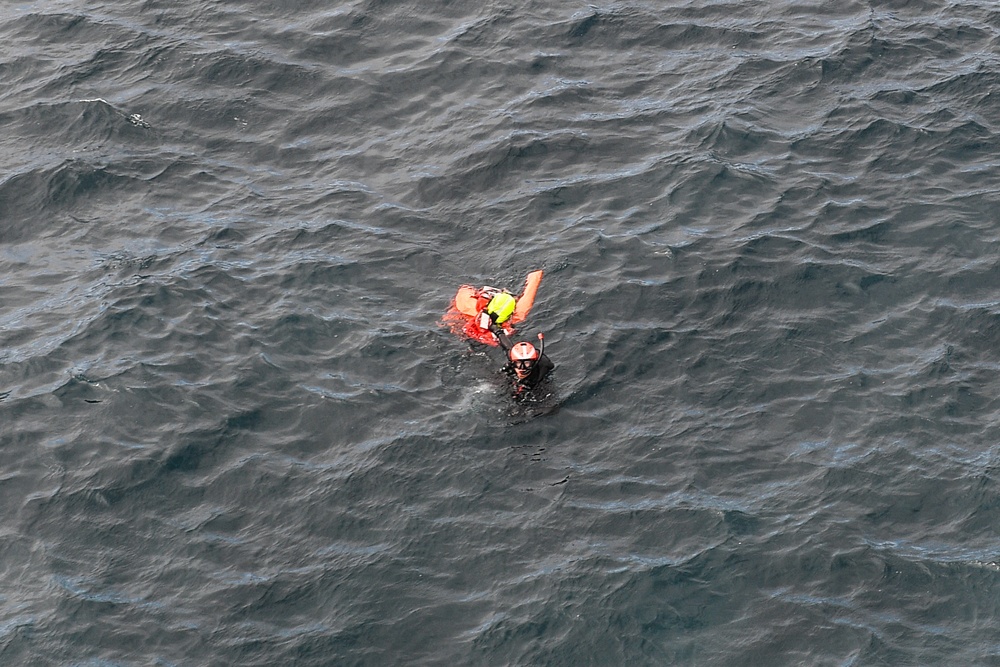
[3,0,1000,665]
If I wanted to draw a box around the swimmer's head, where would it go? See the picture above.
[509,341,539,379]
[475,286,499,312]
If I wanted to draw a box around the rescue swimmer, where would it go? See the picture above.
[442,271,554,396]
[477,291,554,394]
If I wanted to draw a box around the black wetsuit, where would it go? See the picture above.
[489,323,554,393]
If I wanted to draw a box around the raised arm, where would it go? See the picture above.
[510,270,543,325]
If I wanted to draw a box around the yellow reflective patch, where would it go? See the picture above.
[486,292,517,323]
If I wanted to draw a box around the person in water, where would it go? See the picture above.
[443,270,544,346]
[476,291,554,394]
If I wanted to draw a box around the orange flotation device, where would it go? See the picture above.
[442,270,543,346]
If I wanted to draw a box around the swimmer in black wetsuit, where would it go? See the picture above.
[488,321,554,394]
[471,290,553,395]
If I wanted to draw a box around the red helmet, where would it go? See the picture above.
[510,343,538,379]
[510,342,539,361]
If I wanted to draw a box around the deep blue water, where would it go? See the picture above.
[4,1,1000,664]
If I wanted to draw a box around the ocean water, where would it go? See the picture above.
[3,0,1000,664]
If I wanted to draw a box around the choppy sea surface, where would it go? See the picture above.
[4,0,1000,664]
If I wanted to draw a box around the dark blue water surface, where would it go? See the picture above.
[4,1,1000,664]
